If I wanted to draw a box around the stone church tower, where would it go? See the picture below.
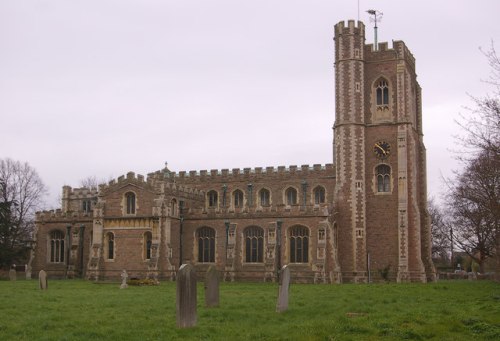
[30,20,435,283]
[333,20,435,282]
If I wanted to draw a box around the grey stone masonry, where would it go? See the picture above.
[205,265,219,307]
[176,264,197,328]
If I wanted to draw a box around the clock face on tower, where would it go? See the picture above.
[374,141,391,159]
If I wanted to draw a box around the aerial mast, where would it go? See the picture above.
[366,9,383,51]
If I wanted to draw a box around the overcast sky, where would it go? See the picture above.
[1,0,499,208]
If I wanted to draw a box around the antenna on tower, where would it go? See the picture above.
[366,9,383,51]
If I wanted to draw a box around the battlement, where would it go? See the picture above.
[158,164,334,180]
[364,40,416,69]
[62,186,98,200]
[159,182,205,200]
[36,209,93,221]
[335,20,365,35]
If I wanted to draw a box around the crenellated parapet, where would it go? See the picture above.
[364,40,416,73]
[98,171,150,193]
[158,182,205,201]
[152,164,334,183]
[36,209,94,222]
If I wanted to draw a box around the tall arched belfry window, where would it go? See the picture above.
[376,79,389,107]
[376,164,391,192]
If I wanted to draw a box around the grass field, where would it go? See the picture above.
[0,279,499,340]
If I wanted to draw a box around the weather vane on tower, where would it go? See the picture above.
[367,9,383,51]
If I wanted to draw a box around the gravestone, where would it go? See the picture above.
[120,270,128,289]
[9,265,16,281]
[176,264,197,328]
[39,270,48,290]
[276,265,290,313]
[204,265,219,307]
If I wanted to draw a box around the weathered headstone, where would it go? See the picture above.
[9,265,16,281]
[39,270,48,290]
[120,270,128,289]
[276,265,290,313]
[176,264,197,328]
[205,265,219,307]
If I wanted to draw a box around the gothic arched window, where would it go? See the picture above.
[125,192,136,214]
[233,189,244,208]
[105,232,115,260]
[197,227,215,263]
[290,226,309,263]
[49,230,65,263]
[259,188,270,206]
[244,226,264,263]
[376,79,389,107]
[313,186,326,204]
[376,164,391,192]
[171,199,178,217]
[144,232,152,260]
[285,187,298,205]
[207,190,218,208]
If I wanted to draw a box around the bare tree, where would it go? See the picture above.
[0,158,47,268]
[79,175,111,190]
[450,44,500,278]
[446,151,499,273]
[429,198,451,266]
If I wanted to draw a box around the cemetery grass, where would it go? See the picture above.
[0,280,499,340]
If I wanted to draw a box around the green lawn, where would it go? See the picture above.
[0,279,498,340]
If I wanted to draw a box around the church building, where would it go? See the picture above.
[31,20,436,283]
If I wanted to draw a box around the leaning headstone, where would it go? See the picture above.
[205,265,219,307]
[276,265,290,313]
[39,270,48,290]
[9,265,16,281]
[120,270,128,289]
[176,264,197,328]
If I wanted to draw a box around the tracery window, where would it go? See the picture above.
[144,232,152,260]
[125,192,136,214]
[290,226,309,263]
[244,226,264,263]
[197,227,215,263]
[207,190,218,208]
[49,230,65,263]
[233,189,244,208]
[313,186,326,204]
[105,232,115,260]
[82,200,91,213]
[376,79,389,107]
[285,187,298,205]
[376,164,391,192]
[259,188,270,206]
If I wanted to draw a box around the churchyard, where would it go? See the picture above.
[0,277,498,340]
